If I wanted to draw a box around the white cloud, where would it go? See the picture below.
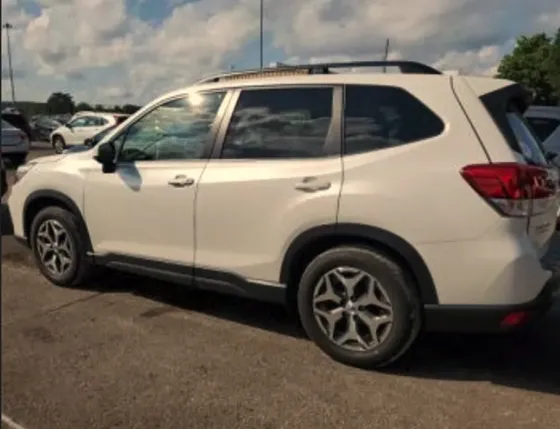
[1,0,559,104]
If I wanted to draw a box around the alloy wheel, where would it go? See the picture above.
[35,219,74,277]
[312,267,394,351]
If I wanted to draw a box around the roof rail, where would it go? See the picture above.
[196,60,442,84]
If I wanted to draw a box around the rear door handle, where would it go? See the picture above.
[168,175,195,187]
[294,177,331,193]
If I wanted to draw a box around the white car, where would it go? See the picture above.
[1,119,30,166]
[7,60,560,369]
[49,112,128,154]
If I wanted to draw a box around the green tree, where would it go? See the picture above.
[497,31,559,105]
[46,92,75,114]
[75,101,93,111]
[94,104,106,112]
[547,28,560,103]
[122,104,141,114]
[113,105,123,113]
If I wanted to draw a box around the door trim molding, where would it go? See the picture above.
[94,252,286,304]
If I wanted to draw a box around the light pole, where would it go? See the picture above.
[3,22,17,105]
[259,0,263,69]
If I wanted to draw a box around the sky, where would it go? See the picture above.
[1,0,559,106]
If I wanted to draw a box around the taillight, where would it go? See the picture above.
[461,163,556,217]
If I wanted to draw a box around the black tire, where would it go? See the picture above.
[7,153,27,167]
[52,135,66,154]
[30,206,93,287]
[297,246,422,369]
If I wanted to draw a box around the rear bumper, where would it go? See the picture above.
[424,276,560,333]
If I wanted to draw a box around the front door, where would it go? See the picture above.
[84,91,229,265]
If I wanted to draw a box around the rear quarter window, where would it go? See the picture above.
[343,85,445,155]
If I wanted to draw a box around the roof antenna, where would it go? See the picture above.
[383,38,390,73]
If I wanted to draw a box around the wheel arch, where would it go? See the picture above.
[280,223,439,308]
[23,189,93,251]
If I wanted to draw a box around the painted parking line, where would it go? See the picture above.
[2,414,30,429]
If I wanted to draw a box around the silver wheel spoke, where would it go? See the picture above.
[313,275,342,306]
[335,316,368,350]
[355,278,392,311]
[356,312,393,346]
[314,307,344,339]
[333,268,366,298]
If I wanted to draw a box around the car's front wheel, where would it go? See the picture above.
[297,246,422,369]
[30,206,93,287]
[52,135,66,154]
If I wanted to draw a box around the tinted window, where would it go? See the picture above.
[526,117,560,142]
[118,92,225,162]
[69,117,89,127]
[344,85,444,155]
[94,117,109,126]
[221,87,333,159]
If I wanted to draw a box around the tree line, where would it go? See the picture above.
[45,92,141,115]
[497,27,560,105]
[5,93,142,118]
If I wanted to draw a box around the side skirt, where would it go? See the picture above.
[94,253,286,305]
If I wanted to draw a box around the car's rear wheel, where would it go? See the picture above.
[30,206,93,287]
[297,246,422,369]
[52,135,66,154]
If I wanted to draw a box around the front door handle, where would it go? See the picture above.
[294,177,332,193]
[168,175,195,187]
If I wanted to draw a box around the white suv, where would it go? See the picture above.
[7,61,560,368]
[50,112,127,154]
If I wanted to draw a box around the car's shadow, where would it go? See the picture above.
[88,269,560,396]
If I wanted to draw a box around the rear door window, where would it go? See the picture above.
[343,85,445,155]
[221,87,334,159]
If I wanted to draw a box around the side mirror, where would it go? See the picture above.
[84,138,93,147]
[94,142,116,173]
[65,122,73,129]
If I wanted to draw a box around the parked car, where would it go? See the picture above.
[1,111,33,140]
[49,112,129,154]
[30,116,62,141]
[1,119,29,166]
[63,124,117,154]
[6,60,560,369]
[525,106,560,161]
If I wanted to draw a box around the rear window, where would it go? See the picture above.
[481,88,548,166]
[344,85,444,155]
[526,117,560,142]
[506,110,548,165]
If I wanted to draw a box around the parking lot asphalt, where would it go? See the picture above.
[2,148,560,429]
